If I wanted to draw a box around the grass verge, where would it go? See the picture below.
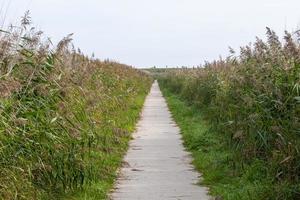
[64,93,148,200]
[160,86,288,200]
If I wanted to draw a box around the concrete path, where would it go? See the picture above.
[111,81,211,200]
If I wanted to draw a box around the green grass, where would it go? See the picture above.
[160,86,293,200]
[64,94,147,200]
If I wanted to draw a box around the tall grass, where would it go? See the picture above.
[159,28,300,199]
[0,13,152,199]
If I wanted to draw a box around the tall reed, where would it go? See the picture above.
[0,13,152,199]
[159,28,300,199]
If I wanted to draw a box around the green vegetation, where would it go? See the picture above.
[0,13,152,199]
[159,28,300,200]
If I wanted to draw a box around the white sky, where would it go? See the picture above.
[1,0,300,68]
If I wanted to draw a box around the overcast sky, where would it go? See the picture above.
[1,0,300,68]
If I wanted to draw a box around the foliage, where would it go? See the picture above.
[159,28,300,199]
[0,13,152,199]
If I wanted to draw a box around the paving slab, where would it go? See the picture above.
[111,81,211,200]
